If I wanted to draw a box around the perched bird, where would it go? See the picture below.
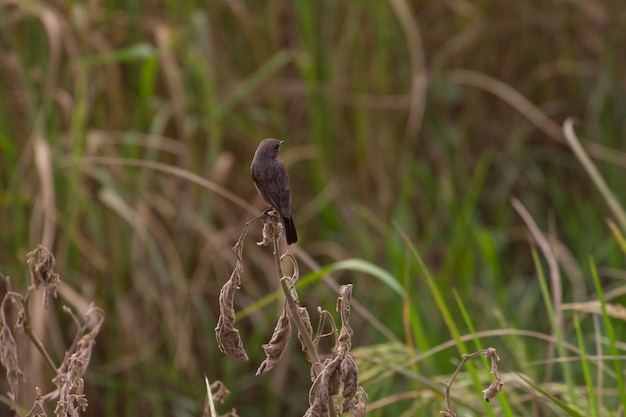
[250,138,298,244]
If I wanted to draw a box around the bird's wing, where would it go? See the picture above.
[274,162,292,217]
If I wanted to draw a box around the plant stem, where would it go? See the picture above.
[22,290,57,373]
[273,237,337,417]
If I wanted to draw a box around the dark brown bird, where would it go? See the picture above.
[250,138,298,244]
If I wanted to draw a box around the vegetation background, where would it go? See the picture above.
[1,0,625,416]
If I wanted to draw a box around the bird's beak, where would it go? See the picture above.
[279,140,285,145]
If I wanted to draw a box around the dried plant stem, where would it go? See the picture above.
[5,289,57,374]
[274,240,319,365]
[234,213,265,264]
[22,293,57,374]
[441,347,502,417]
[272,237,285,281]
[273,238,337,417]
[278,278,318,364]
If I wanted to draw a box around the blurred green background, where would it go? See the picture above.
[1,1,626,416]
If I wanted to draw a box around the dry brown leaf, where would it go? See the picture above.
[256,306,291,376]
[304,355,342,417]
[0,315,23,401]
[340,354,358,412]
[296,306,313,354]
[215,264,248,361]
[26,245,60,309]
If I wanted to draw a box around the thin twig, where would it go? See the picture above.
[233,213,265,261]
[3,286,57,374]
[441,348,502,417]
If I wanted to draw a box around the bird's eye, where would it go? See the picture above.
[275,144,280,151]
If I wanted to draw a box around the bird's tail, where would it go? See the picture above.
[283,216,298,244]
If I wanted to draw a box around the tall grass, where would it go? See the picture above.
[1,0,625,415]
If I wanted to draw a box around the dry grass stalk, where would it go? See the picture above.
[440,347,503,417]
[562,301,626,321]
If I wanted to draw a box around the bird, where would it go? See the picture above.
[250,138,298,244]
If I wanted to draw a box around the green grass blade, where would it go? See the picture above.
[219,50,292,115]
[572,312,598,417]
[517,373,586,417]
[396,225,463,349]
[237,257,404,319]
[532,249,577,404]
[589,257,626,407]
[606,219,626,255]
[563,118,626,231]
